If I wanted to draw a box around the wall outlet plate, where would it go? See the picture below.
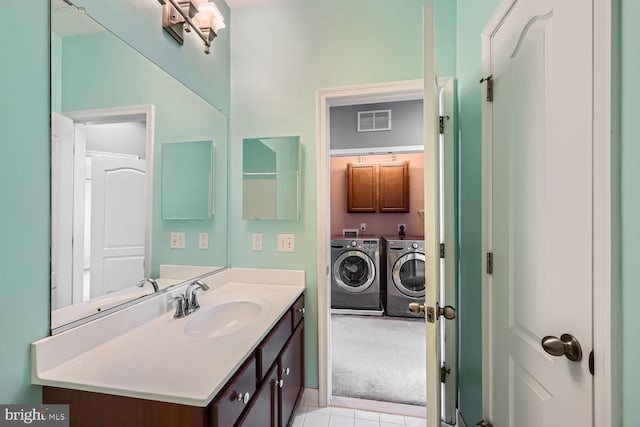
[360,223,367,232]
[397,223,407,232]
[170,232,186,249]
[277,234,295,252]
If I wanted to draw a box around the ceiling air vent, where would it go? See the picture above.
[357,109,391,132]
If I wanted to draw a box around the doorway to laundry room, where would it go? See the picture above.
[320,77,457,422]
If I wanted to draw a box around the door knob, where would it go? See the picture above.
[408,302,425,314]
[408,302,456,323]
[541,333,582,361]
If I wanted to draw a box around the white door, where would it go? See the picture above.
[90,156,146,297]
[484,0,593,425]
[51,113,75,309]
[423,4,448,427]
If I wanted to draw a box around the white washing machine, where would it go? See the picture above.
[330,237,381,311]
[382,236,425,318]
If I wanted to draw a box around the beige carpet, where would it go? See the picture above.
[331,314,426,406]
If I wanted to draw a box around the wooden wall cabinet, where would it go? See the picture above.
[347,161,409,213]
[43,295,305,427]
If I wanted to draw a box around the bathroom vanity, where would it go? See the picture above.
[32,269,305,427]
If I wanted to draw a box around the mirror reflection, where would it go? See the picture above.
[243,136,301,220]
[50,2,228,331]
[162,140,214,220]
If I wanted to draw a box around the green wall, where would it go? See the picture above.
[229,0,430,389]
[0,0,230,404]
[454,0,500,423]
[621,0,639,425]
[73,0,231,114]
[0,2,50,404]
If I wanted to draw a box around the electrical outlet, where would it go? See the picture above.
[277,234,295,252]
[199,232,209,249]
[360,223,367,233]
[397,224,407,232]
[170,232,185,249]
[252,233,263,251]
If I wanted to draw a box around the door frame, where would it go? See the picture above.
[316,77,456,419]
[316,79,424,407]
[480,0,616,425]
[64,105,155,283]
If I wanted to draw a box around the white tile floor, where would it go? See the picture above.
[292,405,427,427]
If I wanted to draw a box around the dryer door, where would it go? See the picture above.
[333,250,375,293]
[392,252,426,297]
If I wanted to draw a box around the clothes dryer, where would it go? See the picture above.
[382,237,425,318]
[330,237,381,311]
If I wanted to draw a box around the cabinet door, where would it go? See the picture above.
[378,161,410,212]
[278,325,304,427]
[347,163,377,213]
[236,364,278,427]
[211,356,257,427]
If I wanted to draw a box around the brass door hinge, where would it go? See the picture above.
[440,364,451,383]
[486,252,493,275]
[440,243,445,259]
[480,75,493,102]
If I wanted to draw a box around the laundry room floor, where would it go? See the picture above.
[331,314,426,407]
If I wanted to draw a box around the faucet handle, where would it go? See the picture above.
[170,295,187,318]
[189,288,203,310]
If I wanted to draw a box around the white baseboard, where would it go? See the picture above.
[303,388,319,407]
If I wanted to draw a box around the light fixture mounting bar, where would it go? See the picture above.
[158,0,213,54]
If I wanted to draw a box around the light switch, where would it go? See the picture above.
[252,233,263,251]
[199,232,209,249]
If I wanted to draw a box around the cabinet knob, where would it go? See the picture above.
[282,367,290,376]
[297,307,305,315]
[235,392,250,404]
[278,379,284,388]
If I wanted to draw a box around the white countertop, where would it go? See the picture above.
[32,268,305,407]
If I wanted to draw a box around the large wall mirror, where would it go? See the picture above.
[50,1,228,332]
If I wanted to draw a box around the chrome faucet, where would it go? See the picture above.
[137,277,159,292]
[184,280,210,313]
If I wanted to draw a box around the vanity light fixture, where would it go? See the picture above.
[158,0,225,54]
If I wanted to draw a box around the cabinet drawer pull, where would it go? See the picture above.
[278,379,284,388]
[297,307,305,315]
[234,392,250,404]
[282,367,290,376]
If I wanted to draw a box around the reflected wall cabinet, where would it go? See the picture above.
[162,140,214,220]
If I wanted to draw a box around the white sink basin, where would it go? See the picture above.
[184,301,263,339]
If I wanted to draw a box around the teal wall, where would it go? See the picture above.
[229,0,430,388]
[454,0,500,423]
[620,0,639,425]
[74,0,231,114]
[0,0,230,403]
[0,2,50,404]
[59,31,229,274]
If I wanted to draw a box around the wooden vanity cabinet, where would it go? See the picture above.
[42,294,305,427]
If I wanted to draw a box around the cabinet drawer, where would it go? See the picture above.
[211,355,257,427]
[291,294,304,330]
[258,310,292,380]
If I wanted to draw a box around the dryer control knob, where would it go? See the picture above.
[350,241,357,247]
[412,242,419,249]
